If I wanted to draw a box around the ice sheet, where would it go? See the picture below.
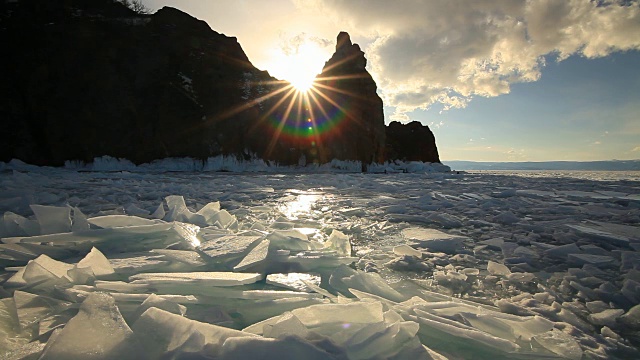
[197,235,263,264]
[87,215,159,228]
[129,272,263,286]
[29,205,71,235]
[1,165,639,359]
[401,227,466,253]
[39,293,140,359]
[233,239,270,271]
[132,307,255,358]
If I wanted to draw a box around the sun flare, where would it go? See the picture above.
[265,40,328,93]
[290,73,315,92]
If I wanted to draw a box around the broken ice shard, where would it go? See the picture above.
[87,215,159,228]
[129,271,263,286]
[39,293,140,359]
[132,307,256,358]
[197,235,263,265]
[30,205,71,235]
[401,227,466,253]
[323,229,351,256]
[233,239,270,271]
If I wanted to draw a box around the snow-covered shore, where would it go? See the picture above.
[0,156,451,174]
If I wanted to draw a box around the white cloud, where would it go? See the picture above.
[428,120,444,129]
[278,33,331,56]
[300,0,640,117]
[633,146,640,152]
[389,111,410,122]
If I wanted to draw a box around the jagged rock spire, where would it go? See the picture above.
[336,31,352,50]
[325,31,366,71]
[312,32,385,166]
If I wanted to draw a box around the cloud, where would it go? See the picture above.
[300,0,640,116]
[279,32,331,55]
[633,146,640,152]
[428,120,444,129]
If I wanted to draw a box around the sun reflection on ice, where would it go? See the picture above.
[295,227,317,235]
[280,192,323,220]
[172,222,202,247]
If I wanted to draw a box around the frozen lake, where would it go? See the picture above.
[1,167,639,359]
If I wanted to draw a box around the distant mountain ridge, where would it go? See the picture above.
[445,160,640,171]
[0,0,441,169]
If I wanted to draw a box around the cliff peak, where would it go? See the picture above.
[307,32,385,167]
[336,31,352,50]
[0,5,441,168]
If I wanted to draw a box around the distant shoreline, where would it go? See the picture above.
[444,160,640,171]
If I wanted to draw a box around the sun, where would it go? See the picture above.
[288,68,316,92]
[265,39,328,92]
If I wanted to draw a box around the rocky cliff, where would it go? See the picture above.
[0,0,440,168]
[312,32,386,167]
[1,0,289,165]
[385,121,441,163]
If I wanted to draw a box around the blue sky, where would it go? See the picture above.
[413,51,640,161]
[143,0,640,161]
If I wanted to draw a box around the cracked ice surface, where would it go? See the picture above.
[0,167,639,359]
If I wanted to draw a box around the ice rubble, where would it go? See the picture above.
[0,198,438,359]
[60,155,452,174]
[0,167,639,359]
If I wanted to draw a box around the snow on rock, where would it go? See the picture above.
[59,156,453,174]
[88,156,137,171]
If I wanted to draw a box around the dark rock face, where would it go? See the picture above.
[385,121,441,163]
[1,1,438,169]
[1,0,285,165]
[239,32,387,168]
[312,32,386,166]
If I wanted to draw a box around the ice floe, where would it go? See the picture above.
[0,165,639,359]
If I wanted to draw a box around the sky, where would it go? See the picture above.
[142,0,640,162]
